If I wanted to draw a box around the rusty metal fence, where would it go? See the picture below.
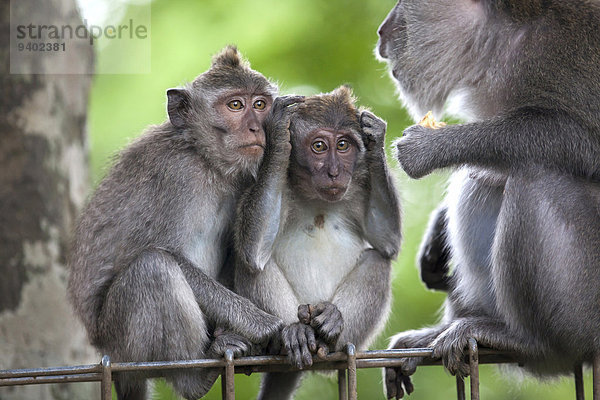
[1,340,599,399]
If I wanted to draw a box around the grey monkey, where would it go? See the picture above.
[377,0,600,398]
[67,46,284,400]
[234,86,402,400]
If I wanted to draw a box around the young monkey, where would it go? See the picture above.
[235,87,402,400]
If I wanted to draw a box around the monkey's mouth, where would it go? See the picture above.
[238,144,265,156]
[318,185,348,202]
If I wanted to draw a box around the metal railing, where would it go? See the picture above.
[1,340,599,399]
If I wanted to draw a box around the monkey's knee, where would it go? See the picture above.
[168,370,219,400]
[99,250,210,360]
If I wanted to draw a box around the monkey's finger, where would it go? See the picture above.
[297,327,313,368]
[401,374,414,395]
[305,325,317,353]
[284,329,302,369]
[318,318,343,344]
[316,341,329,359]
[360,111,376,127]
[298,304,311,325]
[385,368,398,399]
[275,95,305,110]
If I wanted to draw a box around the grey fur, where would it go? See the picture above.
[234,89,402,400]
[67,46,283,400]
[378,0,600,398]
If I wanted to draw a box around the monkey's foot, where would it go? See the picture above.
[430,323,472,377]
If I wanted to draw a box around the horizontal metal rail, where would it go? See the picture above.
[1,343,598,400]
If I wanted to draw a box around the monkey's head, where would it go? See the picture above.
[376,0,508,121]
[167,46,278,178]
[288,86,366,203]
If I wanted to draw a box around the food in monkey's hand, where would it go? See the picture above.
[419,111,446,129]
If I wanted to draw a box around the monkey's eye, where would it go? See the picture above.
[337,140,350,152]
[253,99,266,110]
[227,100,244,110]
[311,141,328,153]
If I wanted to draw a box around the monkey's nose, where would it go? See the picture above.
[377,39,388,59]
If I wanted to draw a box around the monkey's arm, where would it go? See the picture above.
[163,250,283,343]
[360,111,402,259]
[396,109,600,179]
[235,96,303,272]
[418,204,452,291]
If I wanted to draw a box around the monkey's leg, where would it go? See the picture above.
[418,204,452,291]
[167,330,254,400]
[492,169,600,369]
[331,249,392,350]
[113,375,147,400]
[258,371,304,400]
[99,250,211,400]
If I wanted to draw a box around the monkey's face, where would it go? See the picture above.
[376,0,484,120]
[214,90,272,162]
[291,128,359,202]
[376,1,407,79]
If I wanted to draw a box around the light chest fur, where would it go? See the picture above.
[272,208,366,304]
[182,193,236,279]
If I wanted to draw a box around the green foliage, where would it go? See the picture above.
[94,0,593,398]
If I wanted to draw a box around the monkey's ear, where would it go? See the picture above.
[166,88,192,129]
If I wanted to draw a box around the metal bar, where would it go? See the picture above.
[0,364,100,379]
[112,358,224,372]
[347,344,357,400]
[338,369,348,400]
[101,355,112,400]
[468,338,480,400]
[575,364,585,400]
[223,349,235,400]
[456,375,465,400]
[594,354,600,400]
[0,373,102,386]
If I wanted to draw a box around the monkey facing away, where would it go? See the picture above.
[234,86,402,400]
[377,0,600,398]
[67,46,285,400]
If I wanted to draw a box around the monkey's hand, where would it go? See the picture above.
[264,95,305,160]
[298,301,343,358]
[207,328,256,359]
[360,110,387,152]
[394,124,441,179]
[384,334,424,399]
[281,322,317,369]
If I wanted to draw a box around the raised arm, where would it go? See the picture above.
[360,111,402,259]
[235,96,304,272]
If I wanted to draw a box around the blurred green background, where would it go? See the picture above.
[85,0,593,398]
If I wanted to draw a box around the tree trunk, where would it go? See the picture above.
[0,0,98,398]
